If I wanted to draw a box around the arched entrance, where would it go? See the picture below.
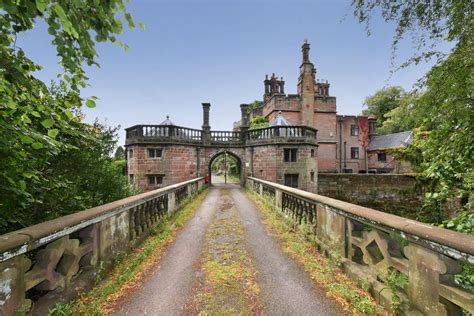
[208,151,242,186]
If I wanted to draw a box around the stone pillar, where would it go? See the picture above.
[201,103,211,145]
[302,40,310,63]
[0,256,29,315]
[240,104,250,143]
[275,188,282,210]
[168,191,176,215]
[404,243,448,315]
[196,147,201,177]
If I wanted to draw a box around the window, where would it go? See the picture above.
[310,171,315,182]
[148,148,163,158]
[284,174,299,188]
[351,147,359,159]
[284,148,297,162]
[148,174,164,185]
[351,124,359,136]
[128,149,133,159]
[378,153,387,162]
[310,149,315,158]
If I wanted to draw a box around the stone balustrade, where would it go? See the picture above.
[247,177,474,315]
[125,124,318,146]
[0,178,205,314]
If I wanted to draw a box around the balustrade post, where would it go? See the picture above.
[316,205,345,256]
[0,256,29,314]
[404,243,448,314]
[168,191,176,215]
[275,188,283,210]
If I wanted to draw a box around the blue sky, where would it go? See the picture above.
[20,0,437,146]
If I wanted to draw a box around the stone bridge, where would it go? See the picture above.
[0,178,473,315]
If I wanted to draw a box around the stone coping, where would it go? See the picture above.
[0,178,203,260]
[248,177,474,263]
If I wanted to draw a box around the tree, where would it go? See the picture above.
[249,115,269,130]
[362,86,407,132]
[0,1,139,232]
[114,146,125,160]
[352,0,473,213]
[380,92,421,134]
[249,100,263,109]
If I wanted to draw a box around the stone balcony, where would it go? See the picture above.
[125,125,318,147]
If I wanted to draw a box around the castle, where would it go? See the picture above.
[241,40,411,174]
[125,41,411,193]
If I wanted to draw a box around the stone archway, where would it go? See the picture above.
[206,149,245,186]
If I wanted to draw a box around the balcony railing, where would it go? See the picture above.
[210,131,242,145]
[125,125,202,145]
[126,125,317,146]
[246,126,317,145]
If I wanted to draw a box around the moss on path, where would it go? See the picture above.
[184,189,263,315]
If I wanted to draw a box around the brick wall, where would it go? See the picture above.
[127,144,199,191]
[317,174,424,218]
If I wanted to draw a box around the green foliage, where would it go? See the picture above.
[378,269,408,313]
[353,1,473,218]
[248,100,263,110]
[354,2,473,307]
[362,86,406,131]
[211,153,240,176]
[0,1,138,233]
[378,91,422,134]
[249,115,269,130]
[114,145,125,160]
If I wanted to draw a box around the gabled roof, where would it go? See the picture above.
[159,116,175,125]
[270,111,289,126]
[368,131,412,151]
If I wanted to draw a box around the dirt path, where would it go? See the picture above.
[113,188,220,315]
[230,186,340,315]
[184,188,263,314]
[112,185,339,315]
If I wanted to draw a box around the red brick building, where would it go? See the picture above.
[253,40,377,173]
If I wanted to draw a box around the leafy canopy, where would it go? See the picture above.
[353,0,473,226]
[0,1,140,233]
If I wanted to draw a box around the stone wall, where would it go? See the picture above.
[317,173,424,218]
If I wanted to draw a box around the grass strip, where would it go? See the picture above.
[49,188,209,316]
[246,189,381,315]
[184,189,263,314]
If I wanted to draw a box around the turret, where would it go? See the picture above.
[297,39,316,126]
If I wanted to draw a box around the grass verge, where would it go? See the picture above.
[246,189,381,315]
[49,188,209,316]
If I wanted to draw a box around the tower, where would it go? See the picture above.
[297,40,316,126]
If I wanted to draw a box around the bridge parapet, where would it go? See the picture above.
[0,178,205,314]
[126,125,317,146]
[247,177,474,315]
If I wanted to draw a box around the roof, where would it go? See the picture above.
[159,116,175,125]
[368,131,412,151]
[270,111,289,126]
